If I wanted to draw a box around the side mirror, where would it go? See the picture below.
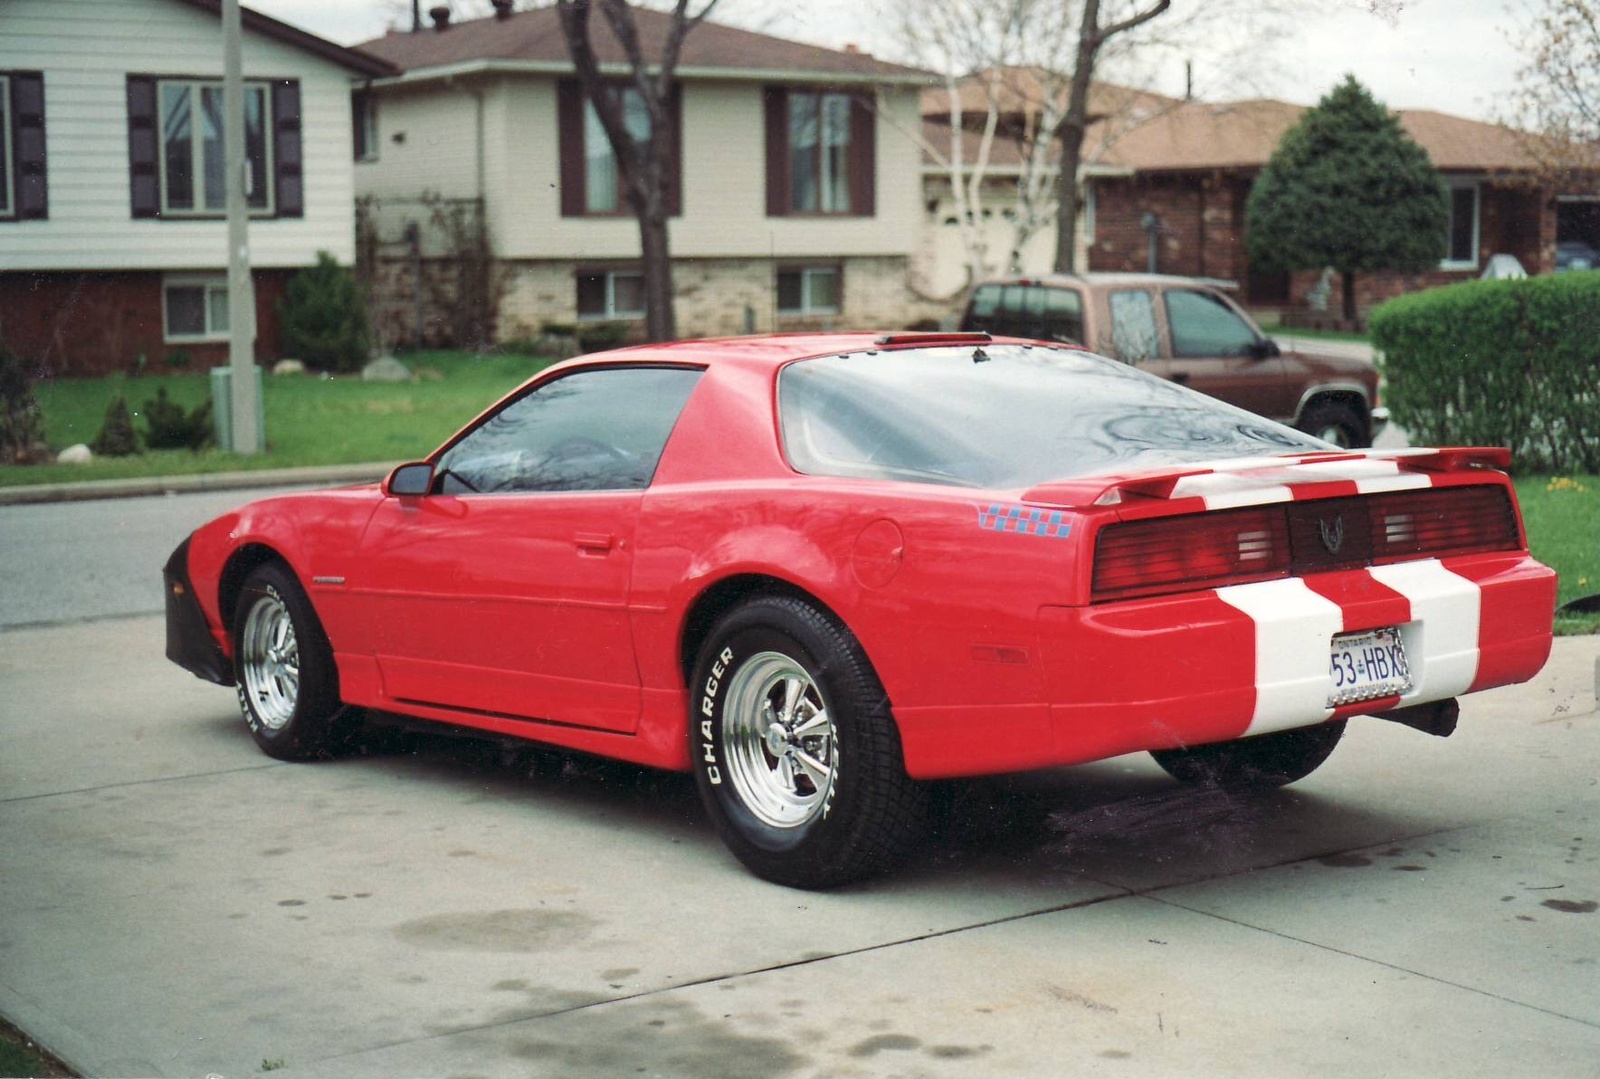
[1248,338,1282,360]
[385,461,435,497]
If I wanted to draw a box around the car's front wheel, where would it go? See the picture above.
[233,562,352,761]
[1150,720,1346,791]
[691,595,926,888]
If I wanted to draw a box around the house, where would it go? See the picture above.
[918,70,1595,321]
[0,0,393,376]
[350,5,936,346]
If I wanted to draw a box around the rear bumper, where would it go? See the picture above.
[896,552,1555,779]
[163,537,233,686]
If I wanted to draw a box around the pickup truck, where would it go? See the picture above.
[959,273,1388,447]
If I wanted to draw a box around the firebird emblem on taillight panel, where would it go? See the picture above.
[1319,515,1346,555]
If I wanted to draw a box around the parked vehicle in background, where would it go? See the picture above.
[1554,241,1598,273]
[960,274,1388,447]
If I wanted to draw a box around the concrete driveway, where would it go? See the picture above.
[0,610,1595,1078]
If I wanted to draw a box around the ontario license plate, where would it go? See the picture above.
[1328,627,1412,706]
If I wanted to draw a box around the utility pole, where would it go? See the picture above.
[223,0,261,453]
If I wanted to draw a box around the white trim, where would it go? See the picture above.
[576,269,645,321]
[1214,578,1341,736]
[776,265,841,315]
[0,75,12,219]
[162,272,230,342]
[373,58,934,90]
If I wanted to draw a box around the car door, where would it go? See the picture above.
[355,365,703,733]
[1148,287,1288,420]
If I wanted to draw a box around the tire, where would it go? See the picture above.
[233,562,352,761]
[1150,720,1346,791]
[690,595,927,888]
[1296,400,1368,449]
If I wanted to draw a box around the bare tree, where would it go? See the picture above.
[556,0,716,342]
[1504,0,1600,186]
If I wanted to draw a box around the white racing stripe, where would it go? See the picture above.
[1354,473,1434,495]
[1366,560,1481,702]
[1215,578,1342,736]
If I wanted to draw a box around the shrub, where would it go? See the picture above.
[576,321,630,352]
[279,252,372,373]
[1369,272,1600,472]
[90,394,140,457]
[0,343,47,464]
[143,387,215,451]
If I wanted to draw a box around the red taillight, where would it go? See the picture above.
[1090,484,1521,604]
[1093,507,1290,602]
[1368,486,1520,563]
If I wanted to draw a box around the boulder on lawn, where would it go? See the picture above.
[272,359,306,376]
[57,443,92,464]
[361,355,413,383]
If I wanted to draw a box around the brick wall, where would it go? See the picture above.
[0,270,292,378]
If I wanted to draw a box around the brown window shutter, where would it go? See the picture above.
[10,72,47,219]
[272,80,303,218]
[558,79,585,217]
[849,91,875,218]
[666,82,682,217]
[763,86,788,217]
[126,75,160,218]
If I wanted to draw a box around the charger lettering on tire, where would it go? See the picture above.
[700,645,734,784]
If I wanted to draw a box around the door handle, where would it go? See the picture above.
[575,532,615,553]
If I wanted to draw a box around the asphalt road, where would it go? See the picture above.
[0,492,1596,1078]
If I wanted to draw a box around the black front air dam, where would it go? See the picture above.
[163,536,234,686]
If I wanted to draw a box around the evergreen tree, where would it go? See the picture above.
[1247,76,1449,322]
[278,252,371,373]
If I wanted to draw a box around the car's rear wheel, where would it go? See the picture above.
[1297,400,1367,448]
[233,562,351,761]
[1150,720,1346,791]
[691,595,926,888]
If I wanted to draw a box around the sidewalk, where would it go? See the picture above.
[0,461,398,507]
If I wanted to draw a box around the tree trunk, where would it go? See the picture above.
[1342,268,1357,323]
[637,195,676,342]
[1052,0,1101,274]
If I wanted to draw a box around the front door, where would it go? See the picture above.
[353,364,704,733]
[1149,287,1288,421]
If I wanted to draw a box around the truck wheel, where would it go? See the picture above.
[691,595,926,888]
[1297,400,1368,448]
[1150,721,1346,791]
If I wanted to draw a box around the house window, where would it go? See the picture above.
[128,76,302,220]
[778,266,841,315]
[764,87,874,218]
[0,71,48,222]
[576,270,645,320]
[164,276,230,341]
[1443,182,1480,268]
[557,81,681,218]
[353,90,377,162]
[158,80,271,215]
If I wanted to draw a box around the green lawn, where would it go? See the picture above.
[1517,474,1600,635]
[2,351,545,487]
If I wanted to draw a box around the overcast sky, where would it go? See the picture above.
[247,0,1526,123]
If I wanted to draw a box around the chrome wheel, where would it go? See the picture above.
[722,652,837,829]
[240,588,300,731]
[1315,423,1353,448]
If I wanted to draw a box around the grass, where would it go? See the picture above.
[1,350,546,488]
[0,1014,74,1078]
[1517,474,1600,636]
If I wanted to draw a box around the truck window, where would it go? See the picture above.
[1109,290,1158,361]
[1166,289,1260,357]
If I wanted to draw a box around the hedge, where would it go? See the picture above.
[1369,272,1600,472]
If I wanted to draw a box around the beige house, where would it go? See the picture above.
[352,6,936,345]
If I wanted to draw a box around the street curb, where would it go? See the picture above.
[0,461,399,507]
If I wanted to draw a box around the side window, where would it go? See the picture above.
[1108,290,1158,361]
[1165,289,1260,358]
[964,284,1081,343]
[435,367,702,494]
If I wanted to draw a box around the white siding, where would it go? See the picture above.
[366,73,925,263]
[0,0,361,272]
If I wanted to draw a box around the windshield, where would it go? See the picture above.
[778,344,1324,489]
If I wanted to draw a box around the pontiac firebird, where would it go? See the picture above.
[164,332,1556,887]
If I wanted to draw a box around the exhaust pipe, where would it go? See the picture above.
[1374,698,1458,738]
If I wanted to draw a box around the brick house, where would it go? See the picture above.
[0,0,394,376]
[350,5,936,346]
[919,72,1593,321]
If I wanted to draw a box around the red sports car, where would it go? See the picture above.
[164,332,1556,887]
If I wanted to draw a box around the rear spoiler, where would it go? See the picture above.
[1021,447,1512,509]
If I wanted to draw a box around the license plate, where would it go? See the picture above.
[1328,627,1412,706]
